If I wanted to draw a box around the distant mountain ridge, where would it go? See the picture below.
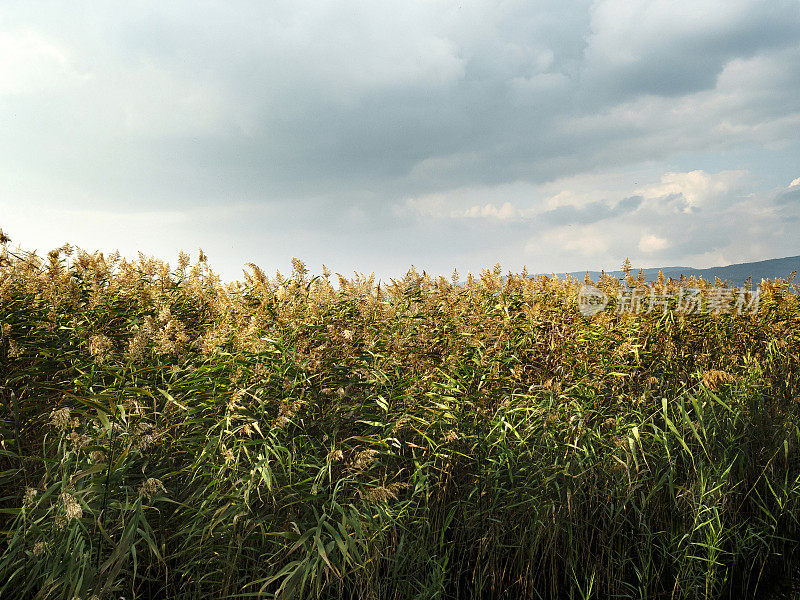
[550,255,800,287]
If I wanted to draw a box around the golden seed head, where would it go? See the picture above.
[68,431,91,450]
[361,482,409,503]
[443,430,460,443]
[88,334,113,363]
[23,487,38,507]
[702,370,737,391]
[139,477,167,500]
[351,448,379,472]
[50,407,72,432]
[60,492,83,520]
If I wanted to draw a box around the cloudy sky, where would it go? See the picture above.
[1,0,799,281]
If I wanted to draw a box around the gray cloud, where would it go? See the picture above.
[1,0,799,278]
[775,186,800,205]
[537,196,643,226]
[581,1,800,101]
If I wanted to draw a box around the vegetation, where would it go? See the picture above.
[1,232,799,599]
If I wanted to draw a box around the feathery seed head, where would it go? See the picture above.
[443,430,460,443]
[23,487,38,507]
[351,448,379,472]
[60,492,82,520]
[89,334,113,363]
[139,477,167,500]
[50,407,71,432]
[361,482,409,503]
[702,370,737,391]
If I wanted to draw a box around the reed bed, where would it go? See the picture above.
[1,234,799,599]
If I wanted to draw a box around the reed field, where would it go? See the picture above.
[1,232,799,600]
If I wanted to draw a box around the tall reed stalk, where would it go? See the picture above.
[0,240,798,599]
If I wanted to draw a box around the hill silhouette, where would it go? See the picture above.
[554,255,800,287]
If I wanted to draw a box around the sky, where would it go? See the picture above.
[1,0,799,282]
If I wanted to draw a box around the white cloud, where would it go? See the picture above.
[638,233,669,253]
[394,195,452,220]
[462,202,519,220]
[525,224,612,261]
[0,29,84,95]
[640,170,747,211]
